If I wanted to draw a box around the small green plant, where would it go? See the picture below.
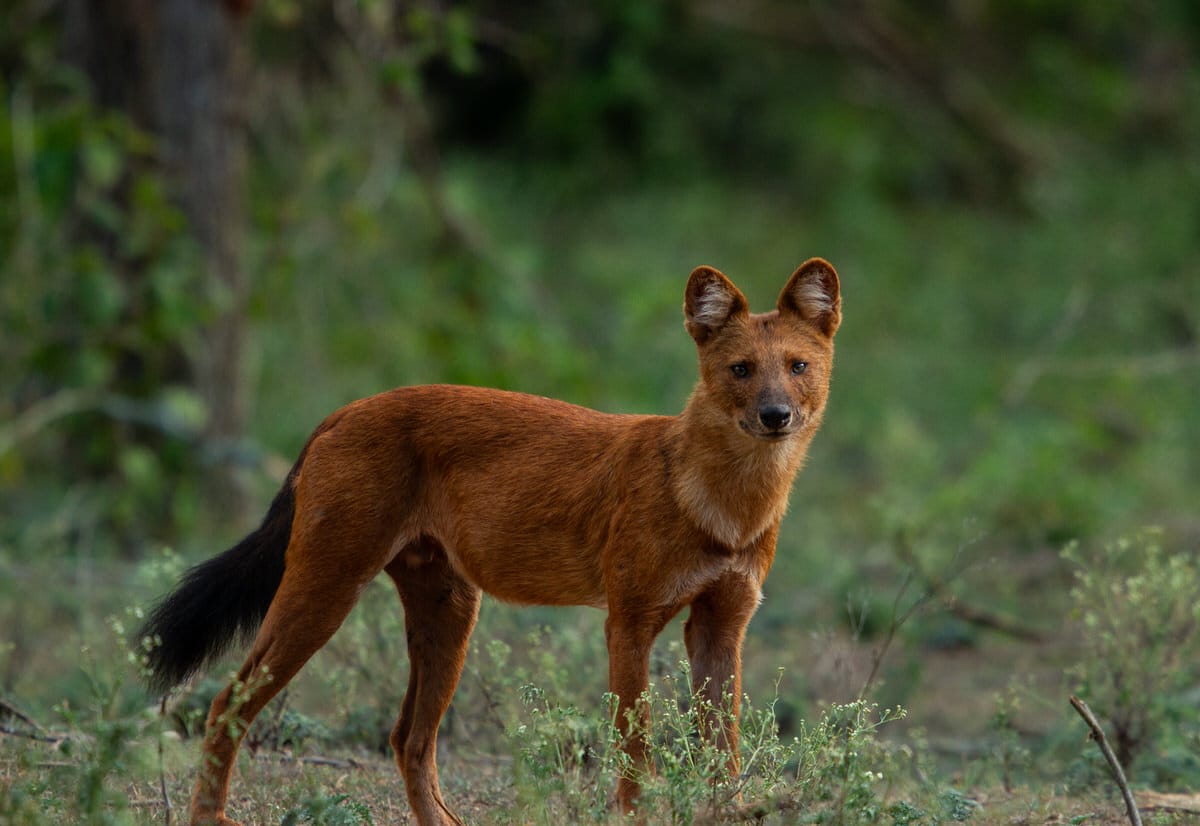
[1064,529,1200,778]
[280,793,375,826]
[629,663,741,824]
[937,788,981,822]
[990,680,1032,792]
[248,693,333,754]
[508,682,623,823]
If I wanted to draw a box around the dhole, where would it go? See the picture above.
[140,259,841,826]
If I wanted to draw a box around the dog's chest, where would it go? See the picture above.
[664,549,764,607]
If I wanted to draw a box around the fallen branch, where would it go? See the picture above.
[1136,790,1200,815]
[250,752,362,770]
[1069,696,1142,826]
[0,697,43,731]
[893,537,1044,642]
[0,725,71,743]
[299,756,361,769]
[0,699,72,743]
[941,595,1045,642]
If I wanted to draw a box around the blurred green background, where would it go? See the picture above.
[1,0,1198,791]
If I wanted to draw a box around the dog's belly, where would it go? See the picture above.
[442,532,608,608]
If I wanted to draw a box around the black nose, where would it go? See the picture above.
[759,404,791,430]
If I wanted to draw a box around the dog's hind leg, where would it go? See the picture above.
[385,539,481,826]
[188,544,381,825]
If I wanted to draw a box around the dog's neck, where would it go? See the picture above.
[669,389,809,550]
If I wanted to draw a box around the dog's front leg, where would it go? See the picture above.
[605,610,668,814]
[683,572,762,780]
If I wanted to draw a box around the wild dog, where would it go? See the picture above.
[139,259,841,826]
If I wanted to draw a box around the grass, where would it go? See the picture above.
[0,646,1147,826]
[3,530,1197,823]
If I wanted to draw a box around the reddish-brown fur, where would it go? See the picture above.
[176,260,840,826]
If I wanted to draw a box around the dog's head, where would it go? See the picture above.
[684,259,841,442]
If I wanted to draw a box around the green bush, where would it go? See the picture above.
[1065,530,1200,783]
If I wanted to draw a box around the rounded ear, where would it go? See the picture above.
[684,266,749,345]
[778,258,841,337]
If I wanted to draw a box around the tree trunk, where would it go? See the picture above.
[65,0,253,525]
[153,0,252,523]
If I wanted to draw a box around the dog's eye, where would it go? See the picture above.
[730,363,750,378]
[791,361,808,375]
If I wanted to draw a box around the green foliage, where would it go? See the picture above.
[1064,530,1200,783]
[507,682,621,822]
[502,657,941,825]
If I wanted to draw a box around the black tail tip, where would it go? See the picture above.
[135,612,198,695]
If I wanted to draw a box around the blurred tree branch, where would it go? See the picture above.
[0,390,207,459]
[0,390,97,459]
[333,1,493,264]
[693,0,1038,201]
[811,1,1036,178]
[1006,345,1200,407]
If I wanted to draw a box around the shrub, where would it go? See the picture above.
[503,658,921,825]
[1065,529,1200,780]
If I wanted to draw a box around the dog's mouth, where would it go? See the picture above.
[738,421,799,441]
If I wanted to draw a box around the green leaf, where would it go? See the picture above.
[445,9,478,74]
[81,131,123,189]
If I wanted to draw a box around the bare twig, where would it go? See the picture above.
[158,696,173,826]
[856,567,931,702]
[1069,695,1142,826]
[856,524,1002,702]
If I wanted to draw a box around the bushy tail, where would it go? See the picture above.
[139,478,296,694]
